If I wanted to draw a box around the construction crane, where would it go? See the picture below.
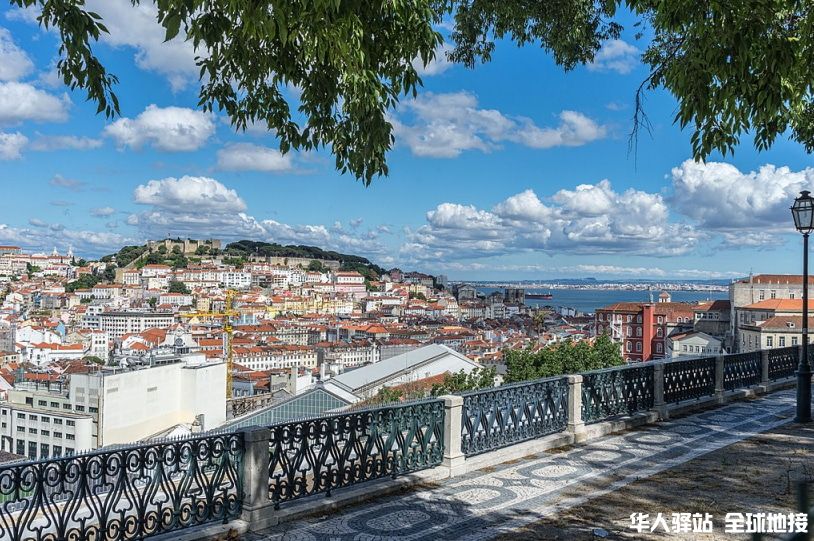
[180,289,238,398]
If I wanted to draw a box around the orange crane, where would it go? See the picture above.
[180,289,238,398]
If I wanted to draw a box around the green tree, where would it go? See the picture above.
[431,366,496,395]
[505,337,624,383]
[65,274,101,292]
[26,263,41,274]
[147,297,158,309]
[25,0,814,181]
[375,386,404,404]
[307,260,326,273]
[409,292,427,301]
[83,355,104,365]
[157,245,168,254]
[168,280,191,294]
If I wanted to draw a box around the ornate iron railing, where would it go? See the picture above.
[768,346,799,380]
[267,399,444,508]
[663,356,717,403]
[0,432,243,541]
[723,351,762,390]
[460,377,568,456]
[581,364,654,424]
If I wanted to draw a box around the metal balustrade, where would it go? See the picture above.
[460,377,569,456]
[581,364,655,424]
[663,356,718,403]
[267,399,445,508]
[768,347,799,380]
[0,432,243,541]
[723,351,762,390]
[0,347,802,539]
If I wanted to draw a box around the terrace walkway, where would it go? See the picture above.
[250,388,804,541]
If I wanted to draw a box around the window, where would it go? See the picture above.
[53,432,62,438]
[16,427,24,433]
[767,336,773,347]
[41,417,49,424]
[626,327,632,337]
[50,402,59,408]
[636,327,642,337]
[16,440,24,456]
[16,413,24,420]
[626,341,632,352]
[28,415,37,421]
[657,328,663,338]
[759,290,765,300]
[66,420,75,427]
[780,336,786,347]
[74,406,85,412]
[626,315,632,323]
[65,448,74,456]
[791,293,796,299]
[658,316,663,324]
[682,345,688,352]
[40,444,48,459]
[53,419,62,425]
[38,400,46,407]
[53,445,62,457]
[89,407,98,414]
[66,434,75,441]
[636,342,642,352]
[63,404,71,410]
[28,428,36,434]
[637,315,642,323]
[41,430,49,436]
[793,337,799,346]
[770,290,776,299]
[656,343,663,353]
[27,442,36,459]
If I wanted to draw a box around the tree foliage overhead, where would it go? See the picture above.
[15,0,813,182]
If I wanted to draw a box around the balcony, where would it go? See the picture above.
[0,346,810,540]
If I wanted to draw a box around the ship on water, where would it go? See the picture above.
[527,290,553,300]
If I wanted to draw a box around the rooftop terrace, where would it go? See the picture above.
[0,347,810,541]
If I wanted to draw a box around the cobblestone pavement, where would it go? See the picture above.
[255,390,797,541]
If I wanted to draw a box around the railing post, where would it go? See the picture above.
[241,426,276,530]
[715,355,726,404]
[760,349,770,389]
[441,395,466,477]
[653,361,669,420]
[566,375,587,443]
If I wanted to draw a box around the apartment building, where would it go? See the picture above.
[98,311,175,339]
[595,302,695,361]
[0,354,226,456]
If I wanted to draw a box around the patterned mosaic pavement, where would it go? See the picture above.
[256,389,797,540]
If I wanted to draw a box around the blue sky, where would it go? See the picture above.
[0,3,812,281]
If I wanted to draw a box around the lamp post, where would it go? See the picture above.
[791,190,814,423]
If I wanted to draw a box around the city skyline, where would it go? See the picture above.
[1,3,813,280]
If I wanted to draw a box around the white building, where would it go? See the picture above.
[665,331,723,358]
[0,353,226,456]
[98,311,175,339]
[322,344,481,402]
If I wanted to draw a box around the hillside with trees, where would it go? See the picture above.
[224,240,387,280]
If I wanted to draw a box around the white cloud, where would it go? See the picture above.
[49,175,86,191]
[84,0,199,91]
[670,160,814,245]
[216,143,294,172]
[413,42,453,76]
[402,182,698,262]
[134,176,247,212]
[588,39,639,74]
[0,222,137,255]
[30,135,103,151]
[0,27,34,81]
[104,104,215,151]
[0,82,69,124]
[90,207,116,217]
[0,131,27,159]
[129,177,387,257]
[393,92,606,158]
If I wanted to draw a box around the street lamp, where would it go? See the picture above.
[791,190,814,423]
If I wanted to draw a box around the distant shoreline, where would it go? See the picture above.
[459,283,729,293]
